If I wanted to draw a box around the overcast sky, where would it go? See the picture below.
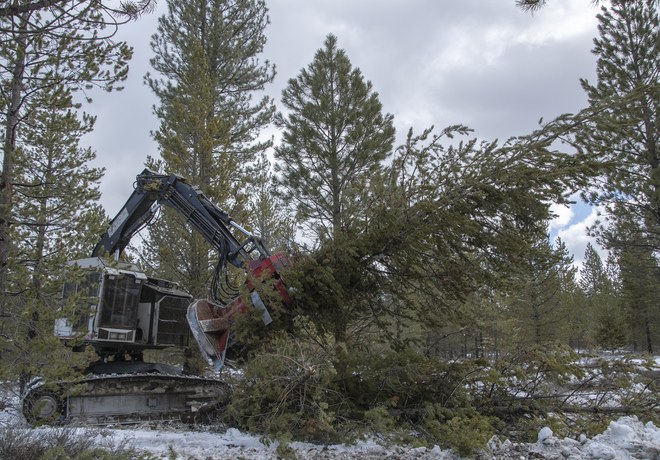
[83,0,604,267]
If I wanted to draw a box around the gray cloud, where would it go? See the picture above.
[81,0,601,257]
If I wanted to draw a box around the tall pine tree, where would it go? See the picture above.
[0,4,130,313]
[507,239,574,347]
[274,34,395,344]
[578,243,626,351]
[2,89,106,388]
[576,0,659,251]
[274,34,396,243]
[565,0,659,352]
[610,214,659,353]
[143,0,275,298]
[0,4,130,386]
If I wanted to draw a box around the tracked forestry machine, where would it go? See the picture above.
[22,169,290,425]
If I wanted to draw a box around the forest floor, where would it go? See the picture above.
[0,413,657,459]
[1,353,658,459]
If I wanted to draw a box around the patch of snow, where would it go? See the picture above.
[587,417,660,460]
[1,412,659,459]
[88,416,659,460]
[97,427,464,460]
[605,419,637,442]
[486,416,660,460]
[537,426,553,443]
[585,442,618,459]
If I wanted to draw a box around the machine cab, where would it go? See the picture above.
[55,257,192,356]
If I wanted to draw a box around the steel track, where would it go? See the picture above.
[22,373,231,425]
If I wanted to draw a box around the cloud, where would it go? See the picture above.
[80,0,603,264]
[554,207,608,268]
[549,203,575,231]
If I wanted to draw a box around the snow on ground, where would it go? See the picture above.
[100,426,461,459]
[90,417,660,460]
[488,417,660,460]
[1,403,659,459]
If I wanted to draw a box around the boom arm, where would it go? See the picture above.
[93,169,271,303]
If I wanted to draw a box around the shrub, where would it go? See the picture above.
[424,410,497,457]
[227,333,340,443]
[0,426,152,460]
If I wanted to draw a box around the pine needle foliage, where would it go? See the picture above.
[142,0,276,298]
[274,34,395,243]
[0,5,122,388]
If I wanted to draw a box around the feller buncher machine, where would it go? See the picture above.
[22,169,290,424]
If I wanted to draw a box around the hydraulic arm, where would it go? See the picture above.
[94,168,272,304]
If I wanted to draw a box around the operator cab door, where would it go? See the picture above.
[55,271,101,339]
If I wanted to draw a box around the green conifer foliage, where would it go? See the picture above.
[0,3,130,387]
[577,243,626,350]
[0,3,131,314]
[144,0,275,297]
[245,155,295,252]
[564,0,660,352]
[274,34,396,242]
[611,217,660,353]
[6,101,106,387]
[367,126,598,335]
[0,0,157,20]
[505,239,574,346]
[576,0,659,249]
[272,34,395,344]
[516,0,601,13]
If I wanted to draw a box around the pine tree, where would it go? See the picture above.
[3,89,106,387]
[0,5,130,388]
[143,0,275,298]
[0,0,157,20]
[612,216,659,353]
[559,265,590,352]
[0,4,131,313]
[273,34,395,344]
[579,243,610,297]
[516,0,601,13]
[245,156,295,252]
[274,33,396,243]
[14,97,106,274]
[568,0,660,354]
[576,0,660,251]
[578,243,626,351]
[507,239,574,347]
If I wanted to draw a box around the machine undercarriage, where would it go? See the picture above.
[23,372,231,425]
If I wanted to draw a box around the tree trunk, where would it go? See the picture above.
[0,16,28,313]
